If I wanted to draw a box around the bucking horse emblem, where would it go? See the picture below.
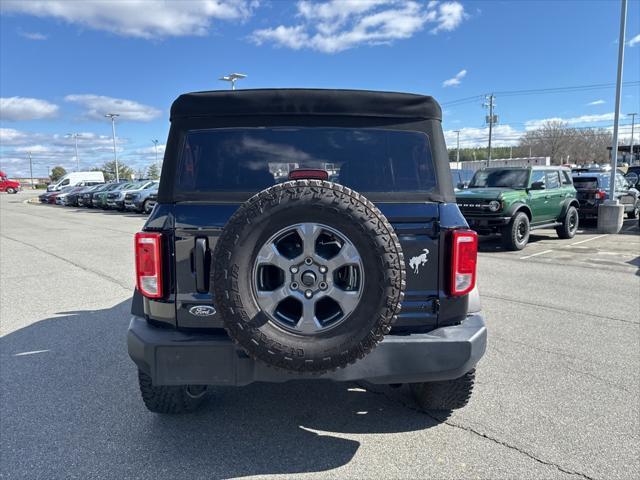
[409,248,430,275]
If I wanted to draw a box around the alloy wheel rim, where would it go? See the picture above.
[252,223,364,335]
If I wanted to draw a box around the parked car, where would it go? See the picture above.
[572,171,639,219]
[47,186,75,204]
[106,180,156,211]
[0,171,21,194]
[124,181,159,213]
[94,182,132,209]
[66,184,102,207]
[80,183,115,207]
[144,192,157,214]
[47,171,105,192]
[56,185,88,205]
[39,191,55,203]
[456,166,579,250]
[128,88,486,414]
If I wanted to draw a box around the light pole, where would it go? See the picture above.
[28,151,33,189]
[219,73,247,90]
[66,133,81,171]
[599,0,627,234]
[454,130,460,163]
[628,113,637,164]
[105,113,120,182]
[152,139,159,174]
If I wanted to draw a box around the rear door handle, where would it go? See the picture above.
[194,237,209,293]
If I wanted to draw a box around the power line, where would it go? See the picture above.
[441,80,640,106]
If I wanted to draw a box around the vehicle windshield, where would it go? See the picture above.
[468,169,529,188]
[175,127,436,195]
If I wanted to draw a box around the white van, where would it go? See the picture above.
[47,171,105,191]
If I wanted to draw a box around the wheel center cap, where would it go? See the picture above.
[301,271,316,287]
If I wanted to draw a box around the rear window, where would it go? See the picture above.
[573,176,609,190]
[175,127,436,195]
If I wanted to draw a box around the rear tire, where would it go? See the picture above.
[6,187,16,194]
[502,212,530,250]
[556,205,579,239]
[410,369,476,412]
[628,202,639,219]
[142,199,150,214]
[137,370,208,414]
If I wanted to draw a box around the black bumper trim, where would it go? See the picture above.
[127,314,487,386]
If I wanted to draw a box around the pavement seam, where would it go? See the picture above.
[357,383,598,480]
[483,294,639,326]
[478,252,638,275]
[0,233,132,292]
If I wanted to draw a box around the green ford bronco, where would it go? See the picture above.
[455,166,579,250]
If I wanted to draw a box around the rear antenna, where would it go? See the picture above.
[219,73,247,90]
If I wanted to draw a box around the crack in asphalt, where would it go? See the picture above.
[357,383,598,480]
[483,294,638,326]
[0,233,132,292]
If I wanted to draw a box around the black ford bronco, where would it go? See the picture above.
[128,89,487,414]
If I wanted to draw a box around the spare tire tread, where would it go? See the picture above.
[213,180,405,373]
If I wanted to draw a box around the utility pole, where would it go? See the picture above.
[510,146,513,159]
[105,113,120,182]
[483,94,497,166]
[454,130,460,163]
[152,139,159,173]
[28,151,33,189]
[628,113,637,164]
[529,146,532,158]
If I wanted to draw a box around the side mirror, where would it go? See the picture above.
[530,181,545,190]
[457,182,466,189]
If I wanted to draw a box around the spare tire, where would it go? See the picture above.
[212,180,405,373]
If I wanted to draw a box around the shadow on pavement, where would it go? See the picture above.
[1,300,439,479]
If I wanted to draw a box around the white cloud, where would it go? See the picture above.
[0,97,59,121]
[64,94,161,122]
[442,69,467,87]
[525,112,614,130]
[628,33,640,47]
[586,99,605,106]
[1,0,255,39]
[251,0,466,53]
[0,127,29,145]
[18,31,48,40]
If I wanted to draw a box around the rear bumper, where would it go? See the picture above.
[127,314,487,386]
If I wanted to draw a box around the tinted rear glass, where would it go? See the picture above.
[175,128,436,195]
[573,176,609,190]
[469,169,529,188]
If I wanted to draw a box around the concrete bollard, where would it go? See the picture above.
[597,200,624,233]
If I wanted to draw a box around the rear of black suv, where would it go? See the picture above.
[127,89,487,414]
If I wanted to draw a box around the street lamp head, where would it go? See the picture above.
[105,113,120,119]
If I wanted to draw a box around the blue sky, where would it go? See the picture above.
[1,0,639,178]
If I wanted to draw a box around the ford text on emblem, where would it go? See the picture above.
[189,305,216,317]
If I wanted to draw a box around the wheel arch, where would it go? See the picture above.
[507,203,532,221]
[559,198,580,219]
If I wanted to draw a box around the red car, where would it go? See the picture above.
[0,171,21,194]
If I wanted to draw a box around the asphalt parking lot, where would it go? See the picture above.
[1,191,639,480]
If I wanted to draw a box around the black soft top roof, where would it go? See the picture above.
[170,88,441,121]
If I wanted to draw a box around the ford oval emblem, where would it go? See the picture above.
[189,305,216,317]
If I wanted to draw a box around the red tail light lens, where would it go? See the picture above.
[289,169,329,181]
[135,232,163,298]
[450,229,478,296]
[595,189,607,200]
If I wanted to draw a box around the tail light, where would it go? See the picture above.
[135,232,163,298]
[450,229,478,296]
[595,189,607,200]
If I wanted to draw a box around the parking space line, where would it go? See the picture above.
[14,349,50,357]
[520,249,553,260]
[565,234,608,247]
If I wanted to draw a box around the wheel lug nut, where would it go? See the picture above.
[291,282,298,290]
[319,282,327,290]
[305,290,313,299]
[290,266,298,274]
[304,257,313,265]
[319,265,327,273]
